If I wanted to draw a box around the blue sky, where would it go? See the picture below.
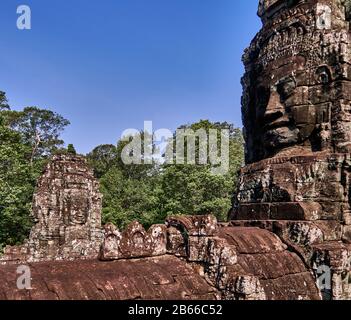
[0,0,261,154]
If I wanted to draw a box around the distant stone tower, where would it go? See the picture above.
[231,0,351,299]
[1,154,103,262]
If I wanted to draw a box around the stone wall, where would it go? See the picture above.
[100,215,320,300]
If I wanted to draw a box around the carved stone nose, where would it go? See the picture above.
[264,90,284,122]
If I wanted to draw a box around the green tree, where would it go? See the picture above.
[158,165,233,221]
[0,92,70,250]
[96,131,162,228]
[87,144,118,178]
[97,120,244,228]
[100,166,161,229]
[4,107,70,164]
[67,144,77,155]
[176,120,244,182]
[0,115,35,249]
[115,131,158,180]
[87,132,158,180]
[0,91,10,111]
[158,120,244,221]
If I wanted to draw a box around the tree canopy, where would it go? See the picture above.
[3,107,70,163]
[93,120,244,228]
[0,91,10,111]
[87,144,118,179]
[0,90,245,249]
[0,93,72,250]
[0,115,35,249]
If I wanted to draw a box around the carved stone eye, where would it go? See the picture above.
[316,66,331,84]
[276,77,296,100]
[256,86,270,116]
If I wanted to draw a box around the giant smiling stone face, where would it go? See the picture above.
[255,58,334,153]
[63,190,90,226]
[242,0,351,163]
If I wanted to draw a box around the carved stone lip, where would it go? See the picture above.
[263,117,290,131]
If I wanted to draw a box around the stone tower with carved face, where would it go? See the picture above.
[26,154,103,261]
[231,0,351,300]
[244,0,351,163]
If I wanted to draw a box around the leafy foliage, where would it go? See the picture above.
[0,93,71,249]
[97,120,244,228]
[0,88,244,247]
[87,144,118,179]
[0,115,35,249]
[100,167,162,229]
[67,144,77,155]
[159,120,244,221]
[3,107,70,163]
[0,91,10,111]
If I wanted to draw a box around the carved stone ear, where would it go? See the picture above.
[315,66,332,84]
[316,4,332,30]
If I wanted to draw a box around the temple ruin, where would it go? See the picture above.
[231,0,351,299]
[1,0,351,300]
[0,154,103,262]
